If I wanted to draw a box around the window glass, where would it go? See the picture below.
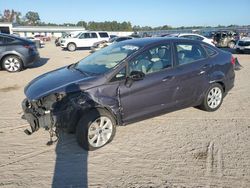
[110,68,126,82]
[0,36,5,44]
[99,32,109,38]
[203,45,217,56]
[75,43,140,74]
[129,44,172,75]
[91,33,98,38]
[5,37,15,43]
[176,43,206,65]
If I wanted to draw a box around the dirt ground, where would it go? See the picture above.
[0,42,249,188]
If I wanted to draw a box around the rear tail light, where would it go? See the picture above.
[23,44,36,51]
[231,56,235,65]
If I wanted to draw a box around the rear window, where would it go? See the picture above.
[99,32,109,38]
[203,45,217,56]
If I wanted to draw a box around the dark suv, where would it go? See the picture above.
[0,33,40,72]
[22,38,235,151]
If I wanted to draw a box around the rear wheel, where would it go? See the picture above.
[199,83,224,112]
[76,109,116,151]
[2,55,23,72]
[67,43,76,51]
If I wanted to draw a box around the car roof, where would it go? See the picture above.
[0,33,33,43]
[119,37,202,47]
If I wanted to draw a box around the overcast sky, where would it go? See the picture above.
[0,0,249,27]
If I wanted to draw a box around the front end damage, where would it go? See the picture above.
[22,89,122,145]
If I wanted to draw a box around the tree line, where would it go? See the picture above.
[0,9,248,32]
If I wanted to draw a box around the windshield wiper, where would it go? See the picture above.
[68,62,89,76]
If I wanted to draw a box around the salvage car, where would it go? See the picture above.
[213,31,239,49]
[22,38,235,150]
[168,33,215,46]
[90,36,133,52]
[0,33,40,72]
[235,37,250,54]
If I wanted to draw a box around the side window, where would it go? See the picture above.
[182,35,193,40]
[203,45,217,56]
[193,36,203,41]
[99,32,109,38]
[176,43,206,66]
[110,68,126,82]
[5,37,15,44]
[79,33,91,39]
[128,44,172,75]
[91,33,98,38]
[0,36,5,44]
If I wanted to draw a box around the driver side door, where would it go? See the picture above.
[118,43,178,123]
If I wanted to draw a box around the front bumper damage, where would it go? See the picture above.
[21,89,122,145]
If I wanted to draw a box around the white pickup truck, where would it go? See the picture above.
[60,31,110,51]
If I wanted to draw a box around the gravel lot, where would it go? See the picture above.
[0,42,249,188]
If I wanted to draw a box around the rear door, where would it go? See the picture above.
[172,42,210,106]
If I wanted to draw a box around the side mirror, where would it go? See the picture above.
[129,71,145,81]
[125,71,145,88]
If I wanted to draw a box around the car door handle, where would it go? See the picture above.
[162,76,175,82]
[198,70,206,75]
[201,64,211,70]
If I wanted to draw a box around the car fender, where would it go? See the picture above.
[209,71,226,83]
[0,51,25,64]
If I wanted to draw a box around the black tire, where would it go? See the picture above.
[67,43,76,51]
[76,109,116,151]
[198,83,224,112]
[228,41,236,49]
[2,55,23,72]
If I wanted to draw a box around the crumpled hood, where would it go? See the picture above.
[25,66,94,100]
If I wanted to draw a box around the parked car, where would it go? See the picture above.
[213,31,239,49]
[60,31,110,51]
[55,31,86,46]
[90,36,133,52]
[235,37,250,54]
[0,33,40,72]
[26,36,45,48]
[168,33,215,46]
[22,38,235,150]
[34,34,51,42]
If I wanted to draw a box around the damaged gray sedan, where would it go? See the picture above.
[22,38,235,150]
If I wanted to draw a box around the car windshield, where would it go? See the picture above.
[74,32,82,38]
[75,42,140,74]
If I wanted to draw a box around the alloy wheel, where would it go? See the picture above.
[88,116,113,148]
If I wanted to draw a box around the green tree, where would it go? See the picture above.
[25,11,40,25]
[77,21,87,29]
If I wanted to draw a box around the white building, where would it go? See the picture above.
[0,23,133,38]
[0,23,85,38]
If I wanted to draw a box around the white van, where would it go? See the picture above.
[60,31,110,51]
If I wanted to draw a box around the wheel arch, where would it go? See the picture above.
[0,53,24,69]
[67,42,77,48]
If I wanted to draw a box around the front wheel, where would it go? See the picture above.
[67,43,76,51]
[199,83,224,112]
[76,109,116,151]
